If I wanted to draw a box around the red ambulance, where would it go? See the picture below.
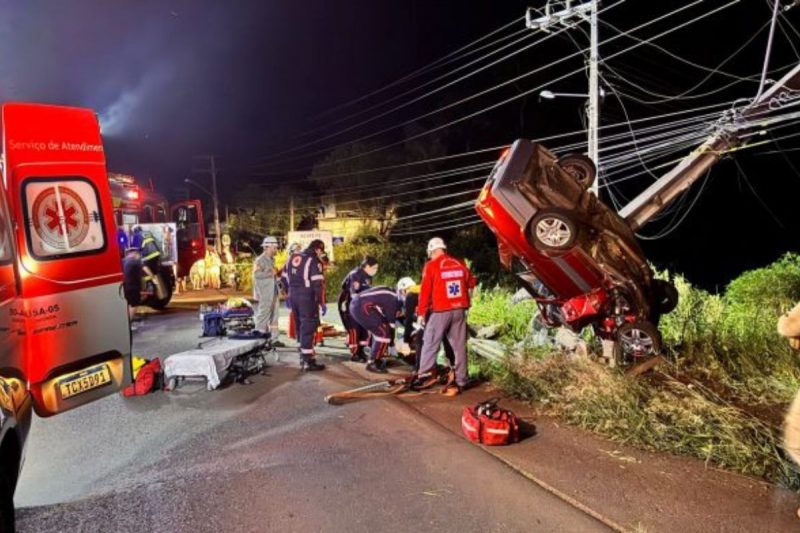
[0,103,131,528]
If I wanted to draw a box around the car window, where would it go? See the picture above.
[23,178,106,260]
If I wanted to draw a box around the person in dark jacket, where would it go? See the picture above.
[122,247,143,322]
[349,286,400,374]
[286,239,327,371]
[338,256,379,362]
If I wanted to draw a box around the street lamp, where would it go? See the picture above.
[184,177,221,254]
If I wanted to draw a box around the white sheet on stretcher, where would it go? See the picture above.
[164,338,265,390]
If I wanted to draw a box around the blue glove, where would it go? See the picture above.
[320,303,327,316]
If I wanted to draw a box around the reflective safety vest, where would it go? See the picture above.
[140,232,161,262]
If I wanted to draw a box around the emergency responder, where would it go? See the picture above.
[415,237,476,396]
[122,247,143,322]
[350,286,400,374]
[287,239,327,371]
[281,242,302,342]
[396,277,455,369]
[253,236,279,339]
[135,226,166,300]
[338,256,379,362]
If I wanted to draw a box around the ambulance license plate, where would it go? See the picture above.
[58,364,112,399]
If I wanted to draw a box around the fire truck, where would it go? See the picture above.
[108,173,207,308]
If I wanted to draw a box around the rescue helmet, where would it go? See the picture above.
[308,239,325,253]
[426,237,447,255]
[261,235,278,247]
[396,277,416,292]
[288,242,302,253]
[133,226,143,234]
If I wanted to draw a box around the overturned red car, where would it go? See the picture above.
[475,140,677,364]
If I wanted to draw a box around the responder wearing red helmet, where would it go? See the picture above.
[415,237,476,396]
[286,239,327,371]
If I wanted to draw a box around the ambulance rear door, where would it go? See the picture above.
[2,103,132,416]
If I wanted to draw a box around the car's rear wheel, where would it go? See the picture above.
[614,321,662,366]
[652,279,679,314]
[558,153,597,190]
[529,209,578,251]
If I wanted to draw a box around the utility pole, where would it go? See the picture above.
[620,63,800,230]
[192,155,222,254]
[527,0,600,194]
[289,195,295,231]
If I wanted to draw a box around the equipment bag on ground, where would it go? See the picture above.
[461,398,520,446]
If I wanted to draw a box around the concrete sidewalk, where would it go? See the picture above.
[326,352,800,533]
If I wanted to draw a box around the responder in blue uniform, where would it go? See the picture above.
[349,286,400,374]
[338,256,379,362]
[287,239,327,371]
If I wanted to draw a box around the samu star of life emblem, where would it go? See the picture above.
[446,280,462,298]
[32,186,90,251]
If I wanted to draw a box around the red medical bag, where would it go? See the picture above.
[461,399,520,446]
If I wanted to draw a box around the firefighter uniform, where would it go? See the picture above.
[349,286,400,373]
[338,266,373,358]
[287,248,325,368]
[137,229,165,300]
[416,251,476,389]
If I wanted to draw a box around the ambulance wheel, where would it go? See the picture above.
[558,153,596,190]
[528,209,578,251]
[614,321,661,366]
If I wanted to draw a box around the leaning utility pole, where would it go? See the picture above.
[527,0,600,194]
[192,155,222,254]
[620,62,800,230]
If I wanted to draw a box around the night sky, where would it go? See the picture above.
[1,0,799,289]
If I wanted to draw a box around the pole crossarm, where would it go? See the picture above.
[619,62,800,230]
[526,1,594,31]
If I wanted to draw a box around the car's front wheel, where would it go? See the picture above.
[529,209,578,252]
[558,153,597,191]
[614,321,662,366]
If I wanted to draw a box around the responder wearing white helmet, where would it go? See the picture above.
[253,235,280,339]
[426,237,446,257]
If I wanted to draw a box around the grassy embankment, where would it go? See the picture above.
[469,253,800,489]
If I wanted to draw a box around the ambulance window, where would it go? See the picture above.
[22,178,107,260]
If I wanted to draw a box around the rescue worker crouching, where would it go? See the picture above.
[338,256,379,362]
[396,277,455,370]
[287,239,327,371]
[253,236,280,340]
[415,237,476,397]
[349,286,400,374]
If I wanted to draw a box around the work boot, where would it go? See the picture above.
[411,370,439,390]
[272,339,286,348]
[301,360,326,372]
[350,351,367,363]
[441,384,462,397]
[365,361,388,374]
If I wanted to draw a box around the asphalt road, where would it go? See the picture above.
[14,308,608,533]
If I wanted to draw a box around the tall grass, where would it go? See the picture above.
[469,254,800,489]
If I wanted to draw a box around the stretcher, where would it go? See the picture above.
[164,337,272,390]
